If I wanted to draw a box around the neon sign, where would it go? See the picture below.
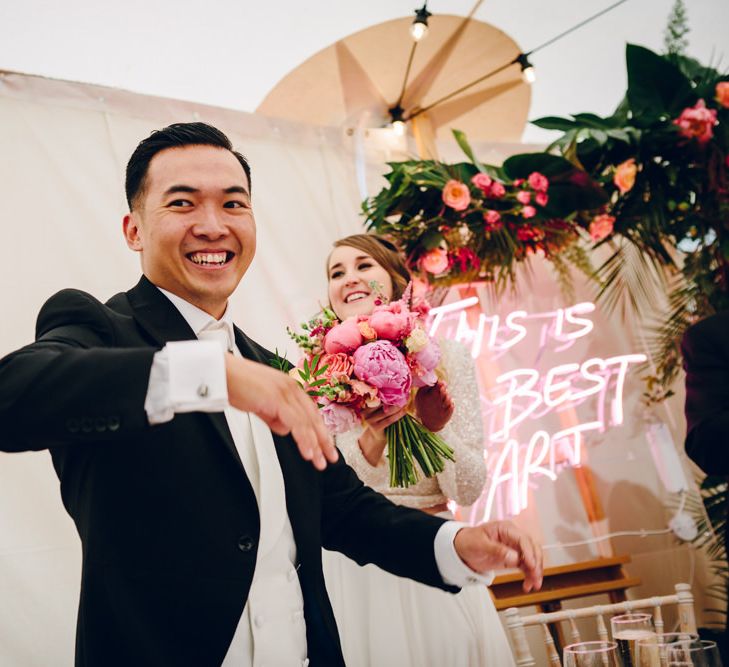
[428,298,647,521]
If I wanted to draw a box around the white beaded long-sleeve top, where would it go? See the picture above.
[335,339,488,509]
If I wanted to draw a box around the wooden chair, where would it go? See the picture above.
[503,582,698,666]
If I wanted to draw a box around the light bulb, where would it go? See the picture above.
[410,20,428,42]
[522,65,536,84]
[392,120,406,136]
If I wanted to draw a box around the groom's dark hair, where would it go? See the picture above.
[125,122,251,211]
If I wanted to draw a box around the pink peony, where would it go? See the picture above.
[522,205,537,219]
[716,82,729,108]
[516,190,532,205]
[535,192,549,207]
[320,402,359,434]
[471,173,492,194]
[320,353,354,380]
[674,99,718,143]
[589,213,615,241]
[419,247,450,274]
[353,340,412,407]
[490,182,506,198]
[613,158,637,194]
[323,318,363,354]
[442,180,471,211]
[368,306,411,341]
[528,172,549,192]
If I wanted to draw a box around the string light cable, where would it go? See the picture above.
[404,0,631,122]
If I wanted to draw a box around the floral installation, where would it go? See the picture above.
[363,129,606,294]
[364,43,729,397]
[287,282,455,488]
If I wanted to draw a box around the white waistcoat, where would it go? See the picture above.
[220,397,308,666]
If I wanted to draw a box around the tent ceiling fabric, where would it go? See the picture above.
[257,14,530,142]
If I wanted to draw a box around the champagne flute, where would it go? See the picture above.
[666,640,722,667]
[564,641,623,667]
[611,613,655,667]
[635,632,699,667]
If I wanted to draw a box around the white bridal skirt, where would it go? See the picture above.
[322,516,516,667]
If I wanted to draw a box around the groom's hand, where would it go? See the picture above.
[454,521,543,592]
[225,356,338,470]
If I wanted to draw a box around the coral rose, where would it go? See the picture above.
[419,247,450,275]
[320,353,354,380]
[589,213,615,241]
[323,318,363,354]
[442,179,471,211]
[528,172,549,192]
[535,192,549,207]
[674,99,718,143]
[613,158,637,194]
[353,341,412,407]
[471,173,492,194]
[522,205,537,219]
[716,81,729,108]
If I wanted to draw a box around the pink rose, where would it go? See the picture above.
[716,81,729,108]
[528,172,549,192]
[484,210,503,232]
[471,173,492,194]
[516,190,532,205]
[419,247,450,275]
[323,318,363,354]
[535,192,549,207]
[368,307,410,341]
[674,99,718,143]
[442,180,471,211]
[320,353,354,380]
[320,402,358,434]
[522,205,537,219]
[490,182,506,198]
[589,213,615,241]
[613,158,637,194]
[353,340,412,407]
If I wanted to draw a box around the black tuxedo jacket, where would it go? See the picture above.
[682,310,729,476]
[0,276,453,667]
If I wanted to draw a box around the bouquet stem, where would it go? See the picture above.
[385,414,455,488]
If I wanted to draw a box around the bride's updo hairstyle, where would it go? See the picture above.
[329,234,411,301]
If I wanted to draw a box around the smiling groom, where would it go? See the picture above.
[0,122,542,667]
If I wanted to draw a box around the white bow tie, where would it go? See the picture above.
[198,319,235,353]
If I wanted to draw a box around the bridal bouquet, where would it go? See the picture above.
[287,284,455,488]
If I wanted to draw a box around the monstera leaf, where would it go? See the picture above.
[626,44,695,121]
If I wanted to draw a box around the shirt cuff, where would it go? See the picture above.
[434,521,495,587]
[145,341,229,425]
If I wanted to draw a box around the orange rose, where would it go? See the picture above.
[613,158,637,194]
[357,320,377,340]
[442,180,471,211]
[716,81,729,109]
[419,247,450,275]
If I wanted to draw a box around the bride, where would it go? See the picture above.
[321,233,516,666]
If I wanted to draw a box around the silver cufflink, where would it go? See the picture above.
[197,384,209,398]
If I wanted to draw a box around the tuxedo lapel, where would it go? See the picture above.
[125,277,244,473]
